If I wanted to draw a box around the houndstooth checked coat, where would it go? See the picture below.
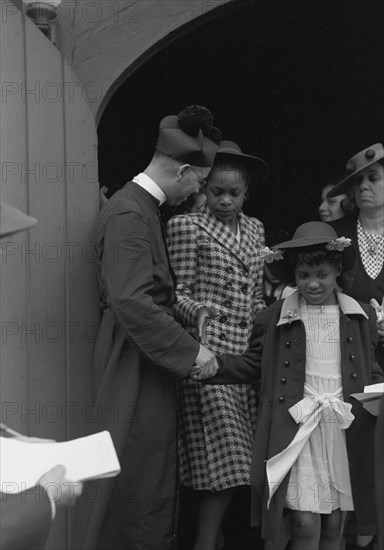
[167,204,265,490]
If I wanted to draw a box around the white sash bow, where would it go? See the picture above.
[266,386,354,507]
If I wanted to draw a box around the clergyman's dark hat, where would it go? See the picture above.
[156,105,222,168]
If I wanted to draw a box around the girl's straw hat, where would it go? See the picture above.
[263,221,355,280]
[327,143,384,197]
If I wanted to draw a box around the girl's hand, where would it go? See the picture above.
[196,307,219,345]
[190,357,219,380]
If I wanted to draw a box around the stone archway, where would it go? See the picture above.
[96,0,384,242]
[56,0,233,119]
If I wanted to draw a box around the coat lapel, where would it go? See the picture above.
[193,206,252,269]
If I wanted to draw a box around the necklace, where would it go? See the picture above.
[358,219,384,256]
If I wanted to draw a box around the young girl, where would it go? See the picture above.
[197,221,383,550]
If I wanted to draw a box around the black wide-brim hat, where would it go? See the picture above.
[0,202,37,237]
[266,221,355,281]
[156,105,222,168]
[327,143,384,197]
[215,140,269,182]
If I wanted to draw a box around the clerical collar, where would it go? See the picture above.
[132,173,167,206]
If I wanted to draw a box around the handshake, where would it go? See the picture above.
[190,344,219,381]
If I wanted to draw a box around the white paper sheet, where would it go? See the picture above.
[0,430,120,493]
[364,382,384,393]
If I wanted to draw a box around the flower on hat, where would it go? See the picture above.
[259,246,284,263]
[325,237,352,252]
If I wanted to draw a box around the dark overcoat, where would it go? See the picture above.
[0,479,51,550]
[76,182,199,550]
[212,291,384,544]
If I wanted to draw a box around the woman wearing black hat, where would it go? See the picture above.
[327,144,384,550]
[327,144,384,369]
[167,141,268,550]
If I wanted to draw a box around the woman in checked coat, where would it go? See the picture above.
[167,141,268,550]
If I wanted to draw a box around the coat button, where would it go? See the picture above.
[240,284,248,294]
[224,281,233,290]
[239,321,247,329]
[347,337,353,343]
[284,361,290,367]
[351,373,357,380]
[349,355,355,361]
[279,396,285,403]
[219,315,227,323]
[281,378,287,384]
[218,333,226,340]
[226,266,234,274]
[223,299,232,308]
[346,317,351,324]
[285,341,291,348]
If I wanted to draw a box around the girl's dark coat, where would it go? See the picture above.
[212,292,383,543]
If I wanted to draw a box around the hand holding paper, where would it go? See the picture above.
[0,431,120,493]
[38,465,83,509]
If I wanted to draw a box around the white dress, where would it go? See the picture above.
[266,303,355,513]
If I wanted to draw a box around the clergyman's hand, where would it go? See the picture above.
[190,358,219,380]
[191,344,219,380]
[195,343,215,368]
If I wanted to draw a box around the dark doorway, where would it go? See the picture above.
[98,0,383,241]
[96,3,382,547]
